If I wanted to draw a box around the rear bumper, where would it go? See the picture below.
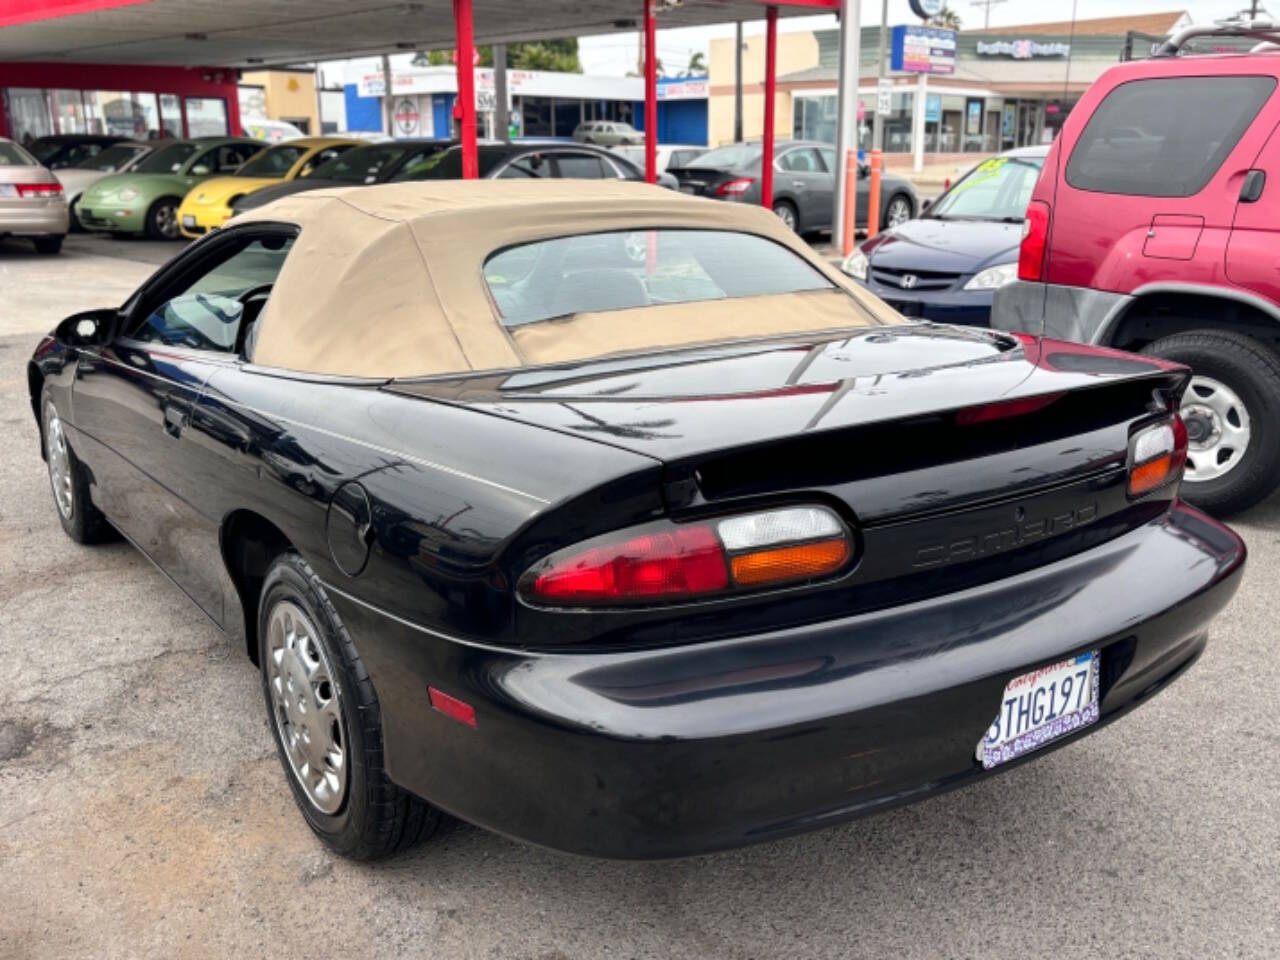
[330,502,1244,859]
[855,276,993,325]
[990,279,1132,344]
[0,202,69,236]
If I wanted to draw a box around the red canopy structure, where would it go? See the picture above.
[0,0,847,219]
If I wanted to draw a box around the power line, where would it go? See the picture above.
[970,0,1008,30]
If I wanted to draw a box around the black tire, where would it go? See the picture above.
[33,236,63,255]
[258,552,445,859]
[772,199,799,232]
[69,197,84,232]
[881,193,914,231]
[144,196,180,240]
[1140,329,1280,515]
[40,388,114,544]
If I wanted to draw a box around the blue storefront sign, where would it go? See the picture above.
[889,25,957,75]
[925,94,941,124]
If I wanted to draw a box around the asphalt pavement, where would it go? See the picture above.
[0,234,1277,960]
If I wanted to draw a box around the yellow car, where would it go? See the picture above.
[177,137,359,237]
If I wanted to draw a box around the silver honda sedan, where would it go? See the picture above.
[1,137,70,254]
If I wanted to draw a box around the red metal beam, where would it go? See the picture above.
[0,0,150,29]
[754,0,838,7]
[760,5,778,211]
[643,0,658,184]
[453,0,478,179]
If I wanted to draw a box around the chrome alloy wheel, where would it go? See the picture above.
[266,600,348,814]
[44,403,73,520]
[1182,374,1252,483]
[885,196,912,228]
[773,202,797,231]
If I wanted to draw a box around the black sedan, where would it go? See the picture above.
[670,139,917,234]
[230,138,448,215]
[29,180,1243,860]
[391,140,680,188]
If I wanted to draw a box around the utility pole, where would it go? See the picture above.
[970,0,1007,30]
[867,0,888,239]
[493,43,509,140]
[381,53,394,136]
[833,0,861,252]
[734,20,744,142]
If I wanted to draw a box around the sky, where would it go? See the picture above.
[577,0,1273,76]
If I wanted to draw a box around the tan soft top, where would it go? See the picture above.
[240,179,894,378]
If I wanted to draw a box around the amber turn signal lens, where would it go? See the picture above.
[1128,453,1176,497]
[730,538,851,587]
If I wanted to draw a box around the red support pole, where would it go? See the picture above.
[761,5,778,211]
[643,0,658,184]
[453,0,478,179]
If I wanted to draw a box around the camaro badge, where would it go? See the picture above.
[912,503,1099,568]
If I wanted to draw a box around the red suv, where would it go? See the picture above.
[991,21,1280,514]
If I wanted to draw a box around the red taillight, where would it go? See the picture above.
[1128,416,1188,497]
[531,525,729,603]
[716,177,756,197]
[1018,199,1050,282]
[16,182,63,197]
[522,506,854,606]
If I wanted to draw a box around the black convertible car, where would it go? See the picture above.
[29,181,1244,860]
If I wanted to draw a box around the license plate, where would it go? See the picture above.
[978,651,1099,770]
[182,214,196,228]
[0,184,15,197]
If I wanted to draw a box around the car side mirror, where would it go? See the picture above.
[54,308,117,348]
[191,164,211,176]
[920,197,934,213]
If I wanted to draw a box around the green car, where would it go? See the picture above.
[77,137,262,239]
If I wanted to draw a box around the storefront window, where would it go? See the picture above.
[793,95,838,144]
[185,97,229,137]
[159,94,183,138]
[133,92,161,139]
[51,90,87,134]
[854,92,914,153]
[85,91,144,137]
[3,88,53,144]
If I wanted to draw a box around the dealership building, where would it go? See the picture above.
[709,10,1194,164]
[343,64,710,143]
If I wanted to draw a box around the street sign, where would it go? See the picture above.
[394,98,419,134]
[876,78,893,116]
[889,24,957,75]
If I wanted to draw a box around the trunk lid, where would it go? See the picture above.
[387,325,1187,523]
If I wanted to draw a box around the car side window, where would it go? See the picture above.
[498,152,551,178]
[554,153,608,179]
[189,147,220,174]
[778,148,821,173]
[299,146,349,177]
[818,147,837,174]
[221,144,258,171]
[126,235,295,353]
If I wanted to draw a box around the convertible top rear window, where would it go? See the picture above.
[483,229,834,327]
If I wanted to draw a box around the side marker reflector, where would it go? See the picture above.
[429,686,477,728]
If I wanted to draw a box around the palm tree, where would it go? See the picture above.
[928,3,962,30]
[684,51,707,76]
